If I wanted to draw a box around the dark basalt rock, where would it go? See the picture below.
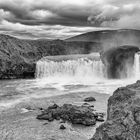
[91,81,140,140]
[48,104,59,109]
[37,104,104,126]
[84,97,96,102]
[60,125,66,130]
[101,45,139,79]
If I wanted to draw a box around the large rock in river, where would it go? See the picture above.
[91,80,140,140]
[37,104,99,126]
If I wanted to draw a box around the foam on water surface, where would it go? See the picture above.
[0,53,140,109]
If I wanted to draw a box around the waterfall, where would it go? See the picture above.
[134,52,140,79]
[36,54,106,79]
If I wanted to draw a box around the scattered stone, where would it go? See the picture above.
[37,103,100,126]
[21,106,35,113]
[82,103,90,106]
[48,104,59,109]
[84,97,96,102]
[25,106,34,110]
[95,112,105,118]
[60,125,66,130]
[60,120,66,123]
[21,108,30,113]
[96,117,104,122]
[94,112,105,122]
[38,107,44,111]
[48,117,54,122]
[43,122,48,125]
[89,105,94,108]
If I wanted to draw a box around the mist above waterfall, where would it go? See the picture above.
[99,30,140,52]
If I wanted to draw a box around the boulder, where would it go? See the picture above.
[84,97,96,102]
[60,125,66,130]
[91,81,140,140]
[36,104,103,126]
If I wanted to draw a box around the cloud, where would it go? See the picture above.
[0,0,140,39]
[0,20,100,39]
[88,1,140,28]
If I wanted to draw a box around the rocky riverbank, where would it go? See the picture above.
[92,80,140,140]
[0,91,109,140]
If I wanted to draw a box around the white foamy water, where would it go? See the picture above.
[0,53,140,109]
[134,52,140,78]
[36,54,105,79]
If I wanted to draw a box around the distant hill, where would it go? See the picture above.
[0,34,101,79]
[66,29,140,51]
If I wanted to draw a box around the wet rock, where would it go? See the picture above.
[48,104,59,109]
[90,105,94,107]
[127,80,140,89]
[84,97,96,102]
[96,117,104,122]
[60,120,66,123]
[21,108,30,113]
[38,107,44,111]
[43,122,48,125]
[60,125,66,130]
[94,112,105,122]
[82,103,90,106]
[91,81,140,140]
[37,103,98,126]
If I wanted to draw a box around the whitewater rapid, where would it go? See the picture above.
[35,52,140,94]
[0,53,140,109]
[36,54,105,78]
[36,52,140,80]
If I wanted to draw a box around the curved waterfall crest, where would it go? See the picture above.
[36,54,106,79]
[36,52,140,80]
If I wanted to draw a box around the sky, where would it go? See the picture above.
[0,0,140,39]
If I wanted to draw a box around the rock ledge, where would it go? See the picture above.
[91,80,140,140]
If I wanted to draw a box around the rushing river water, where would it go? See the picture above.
[0,78,137,109]
[0,53,140,109]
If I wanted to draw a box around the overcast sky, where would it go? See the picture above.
[0,0,140,39]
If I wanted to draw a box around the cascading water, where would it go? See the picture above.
[134,52,140,79]
[34,52,140,95]
[36,52,140,81]
[1,53,139,110]
[36,54,106,80]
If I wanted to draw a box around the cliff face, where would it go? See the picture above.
[92,80,140,140]
[0,34,37,79]
[0,35,101,79]
[101,45,139,78]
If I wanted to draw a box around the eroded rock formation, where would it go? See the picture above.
[102,45,139,78]
[91,80,140,140]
